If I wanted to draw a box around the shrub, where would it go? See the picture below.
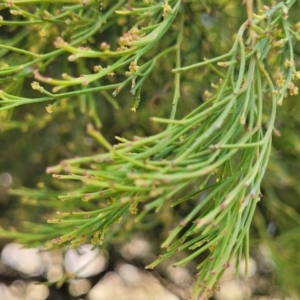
[1,0,300,298]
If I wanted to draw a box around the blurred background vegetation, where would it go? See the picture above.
[0,0,300,299]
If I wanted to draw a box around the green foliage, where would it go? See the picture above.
[1,0,300,299]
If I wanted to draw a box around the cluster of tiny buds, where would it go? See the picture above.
[162,0,172,18]
[94,65,102,72]
[31,81,43,91]
[287,82,298,96]
[274,72,285,87]
[100,42,110,51]
[125,61,140,76]
[284,59,294,68]
[204,90,212,101]
[274,65,300,97]
[118,27,141,49]
[53,36,66,48]
[78,46,90,51]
